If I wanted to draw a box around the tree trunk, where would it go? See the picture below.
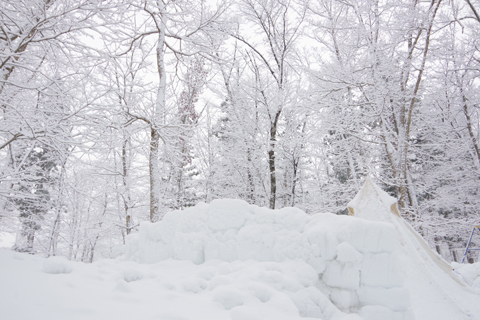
[291,158,299,207]
[150,9,167,222]
[150,127,161,222]
[269,110,281,209]
[461,90,480,169]
[246,147,255,204]
[121,138,132,234]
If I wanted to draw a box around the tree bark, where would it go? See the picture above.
[149,7,167,222]
[122,138,132,234]
[269,110,281,209]
[150,127,161,222]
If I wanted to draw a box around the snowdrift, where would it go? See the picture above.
[125,198,413,320]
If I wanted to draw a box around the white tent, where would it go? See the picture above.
[347,179,480,319]
[347,178,462,284]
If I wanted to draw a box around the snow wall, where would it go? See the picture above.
[125,198,413,320]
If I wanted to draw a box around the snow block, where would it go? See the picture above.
[336,242,363,263]
[207,199,252,231]
[322,260,360,290]
[360,252,403,288]
[329,288,359,311]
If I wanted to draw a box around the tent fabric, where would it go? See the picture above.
[348,178,464,287]
[347,178,400,221]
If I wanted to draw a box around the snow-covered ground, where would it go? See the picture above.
[1,181,479,320]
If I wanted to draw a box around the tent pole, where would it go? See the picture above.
[462,226,479,263]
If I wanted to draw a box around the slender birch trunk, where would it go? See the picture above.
[150,7,167,222]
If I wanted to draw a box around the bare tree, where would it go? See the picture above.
[0,0,127,251]
[232,0,306,209]
[118,0,229,222]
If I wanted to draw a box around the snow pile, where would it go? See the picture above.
[0,249,320,320]
[198,259,342,320]
[125,199,413,319]
[453,262,480,287]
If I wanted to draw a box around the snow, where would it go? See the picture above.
[0,231,15,248]
[0,250,354,320]
[43,256,74,274]
[453,261,480,288]
[1,180,480,320]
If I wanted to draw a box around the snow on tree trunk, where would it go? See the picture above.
[150,8,167,223]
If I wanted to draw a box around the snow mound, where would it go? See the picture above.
[125,198,412,319]
[453,262,480,288]
[43,256,74,274]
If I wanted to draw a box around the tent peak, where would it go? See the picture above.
[347,179,400,221]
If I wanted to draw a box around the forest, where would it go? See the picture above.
[1,0,479,263]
